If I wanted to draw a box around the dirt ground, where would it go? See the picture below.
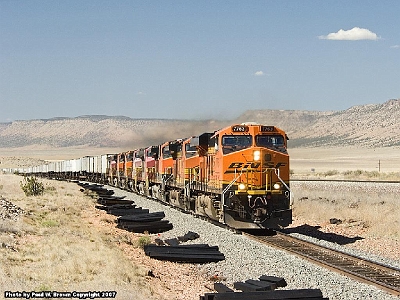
[2,146,400,174]
[1,172,398,300]
[290,147,400,174]
[0,146,399,299]
[0,174,213,300]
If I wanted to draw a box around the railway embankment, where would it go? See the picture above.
[112,184,399,300]
[1,174,399,299]
[289,180,400,263]
[0,174,183,299]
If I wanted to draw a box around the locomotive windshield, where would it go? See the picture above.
[255,135,286,152]
[222,135,252,154]
[162,146,171,159]
[185,143,198,158]
[146,147,159,159]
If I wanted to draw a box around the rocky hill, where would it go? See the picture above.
[0,116,229,149]
[0,99,399,149]
[239,99,400,147]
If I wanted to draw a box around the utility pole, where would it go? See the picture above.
[378,160,381,172]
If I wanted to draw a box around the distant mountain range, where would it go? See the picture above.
[0,99,399,148]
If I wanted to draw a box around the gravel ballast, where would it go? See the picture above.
[109,186,399,300]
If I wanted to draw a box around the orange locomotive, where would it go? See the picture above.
[24,122,292,230]
[107,123,292,229]
[134,123,292,229]
[209,123,292,229]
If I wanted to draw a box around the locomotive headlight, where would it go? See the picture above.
[273,183,281,190]
[238,183,246,190]
[253,150,261,161]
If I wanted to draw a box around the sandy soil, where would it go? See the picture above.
[1,171,399,299]
[290,147,400,174]
[0,174,213,299]
[0,147,399,299]
[2,146,400,174]
[288,215,400,262]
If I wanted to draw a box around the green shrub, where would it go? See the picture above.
[136,236,151,248]
[20,176,45,196]
[36,284,51,291]
[41,219,59,227]
[354,170,363,176]
[323,170,339,176]
[366,171,380,178]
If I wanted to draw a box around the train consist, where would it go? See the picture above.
[18,123,292,229]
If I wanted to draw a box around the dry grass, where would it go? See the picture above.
[292,169,400,181]
[0,174,155,299]
[1,148,399,295]
[291,184,400,239]
[290,147,400,174]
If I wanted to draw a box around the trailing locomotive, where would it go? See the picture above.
[20,123,292,229]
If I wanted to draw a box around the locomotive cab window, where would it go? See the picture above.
[146,148,158,159]
[135,149,145,160]
[255,135,286,152]
[222,135,252,154]
[162,146,172,159]
[185,144,198,158]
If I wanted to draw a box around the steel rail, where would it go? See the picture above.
[243,231,400,296]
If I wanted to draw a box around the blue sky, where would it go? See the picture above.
[1,1,399,122]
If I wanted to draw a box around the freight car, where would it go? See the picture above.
[20,123,292,229]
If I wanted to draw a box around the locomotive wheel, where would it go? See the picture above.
[195,195,217,219]
[138,182,145,195]
[119,179,125,189]
[157,187,168,202]
[113,178,118,187]
[151,185,160,199]
[169,190,181,207]
[195,195,207,214]
[128,181,134,191]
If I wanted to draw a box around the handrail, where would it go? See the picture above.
[184,177,198,199]
[274,168,290,191]
[273,168,294,208]
[163,173,173,184]
[220,168,244,223]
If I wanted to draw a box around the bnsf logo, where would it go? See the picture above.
[225,162,286,173]
[228,162,261,169]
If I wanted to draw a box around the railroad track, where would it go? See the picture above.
[243,231,400,296]
[101,183,400,297]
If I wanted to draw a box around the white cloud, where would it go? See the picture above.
[318,27,380,41]
[254,71,264,76]
[137,91,146,95]
[390,45,400,49]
